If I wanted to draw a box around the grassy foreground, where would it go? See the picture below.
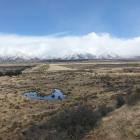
[0,61,140,140]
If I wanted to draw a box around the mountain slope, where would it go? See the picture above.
[0,52,139,62]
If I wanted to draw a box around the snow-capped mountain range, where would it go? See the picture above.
[61,53,122,60]
[0,52,139,62]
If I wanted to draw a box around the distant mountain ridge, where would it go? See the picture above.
[0,53,139,62]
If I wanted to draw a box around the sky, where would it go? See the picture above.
[0,0,140,37]
[0,0,140,58]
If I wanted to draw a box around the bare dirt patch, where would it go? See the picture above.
[48,64,75,71]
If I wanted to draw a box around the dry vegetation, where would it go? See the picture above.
[0,61,140,140]
[0,65,33,76]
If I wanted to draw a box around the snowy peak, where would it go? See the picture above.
[62,53,96,60]
[61,52,123,60]
[0,52,139,62]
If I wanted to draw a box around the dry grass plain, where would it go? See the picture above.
[0,61,140,140]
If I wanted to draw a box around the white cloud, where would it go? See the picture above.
[0,32,139,59]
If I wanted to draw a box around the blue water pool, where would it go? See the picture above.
[23,89,65,101]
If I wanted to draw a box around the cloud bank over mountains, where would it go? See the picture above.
[0,32,139,59]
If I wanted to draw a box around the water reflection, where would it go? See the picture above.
[23,89,65,101]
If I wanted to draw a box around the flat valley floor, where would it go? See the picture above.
[0,61,140,140]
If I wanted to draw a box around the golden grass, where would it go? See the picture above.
[0,61,139,139]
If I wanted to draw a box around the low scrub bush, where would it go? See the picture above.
[98,105,114,116]
[116,96,125,108]
[22,104,114,140]
[0,70,22,77]
[127,86,140,105]
[51,105,101,138]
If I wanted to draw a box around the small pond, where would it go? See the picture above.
[23,89,65,101]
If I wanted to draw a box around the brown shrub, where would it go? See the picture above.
[116,96,125,108]
[21,104,114,140]
[127,86,140,105]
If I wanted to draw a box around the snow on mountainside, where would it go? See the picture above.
[0,53,139,62]
[60,52,124,60]
[62,53,96,60]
